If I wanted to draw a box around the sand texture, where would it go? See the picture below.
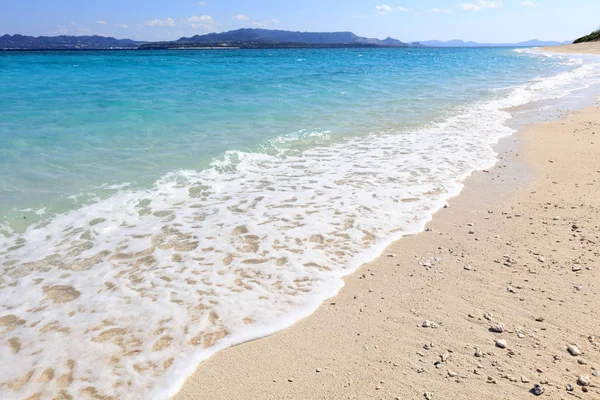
[542,42,600,55]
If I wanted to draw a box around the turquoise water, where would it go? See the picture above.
[2,48,599,400]
[0,48,570,229]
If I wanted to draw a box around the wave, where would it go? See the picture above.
[1,52,599,400]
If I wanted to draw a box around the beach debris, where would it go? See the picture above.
[483,312,493,321]
[447,370,457,378]
[572,265,582,272]
[490,324,504,333]
[495,339,507,349]
[577,375,590,386]
[533,384,545,396]
[567,344,582,356]
[521,376,530,383]
[424,392,433,400]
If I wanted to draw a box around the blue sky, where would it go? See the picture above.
[1,0,598,43]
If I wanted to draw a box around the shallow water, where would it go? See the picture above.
[1,48,599,399]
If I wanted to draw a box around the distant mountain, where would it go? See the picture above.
[174,28,410,47]
[574,28,600,44]
[418,39,572,47]
[0,34,142,50]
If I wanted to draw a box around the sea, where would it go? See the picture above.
[1,47,600,399]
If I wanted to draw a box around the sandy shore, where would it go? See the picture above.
[173,56,600,399]
[541,42,600,55]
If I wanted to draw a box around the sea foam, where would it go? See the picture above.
[1,51,599,400]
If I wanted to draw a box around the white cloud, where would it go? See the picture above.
[96,20,108,25]
[199,1,207,5]
[252,19,279,28]
[145,18,176,27]
[183,15,218,29]
[432,8,452,13]
[460,0,503,11]
[520,0,536,6]
[375,5,394,13]
[398,7,411,12]
[116,24,129,29]
[234,14,250,21]
[375,5,394,15]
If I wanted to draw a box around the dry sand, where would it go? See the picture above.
[174,53,600,399]
[541,42,600,55]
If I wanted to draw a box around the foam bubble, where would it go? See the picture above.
[1,54,599,400]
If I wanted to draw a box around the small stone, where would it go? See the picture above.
[474,348,483,358]
[566,384,574,391]
[316,368,322,373]
[484,313,492,321]
[592,370,599,377]
[464,265,472,271]
[495,339,507,349]
[535,317,545,322]
[424,392,433,400]
[487,376,497,384]
[521,376,530,383]
[288,379,294,382]
[572,265,582,272]
[567,344,582,356]
[537,256,545,262]
[422,320,437,328]
[490,324,504,333]
[468,230,475,234]
[577,375,590,386]
[533,384,544,395]
[577,358,588,365]
[447,370,457,378]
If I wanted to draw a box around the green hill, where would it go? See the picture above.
[574,28,600,44]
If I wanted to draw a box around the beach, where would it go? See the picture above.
[173,50,600,398]
[2,45,600,400]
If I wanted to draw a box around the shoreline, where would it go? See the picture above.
[173,59,600,398]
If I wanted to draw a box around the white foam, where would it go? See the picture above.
[1,54,599,400]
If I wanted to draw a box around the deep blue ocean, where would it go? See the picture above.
[1,48,599,399]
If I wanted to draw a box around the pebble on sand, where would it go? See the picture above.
[567,344,582,356]
[495,339,507,349]
[577,375,590,386]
